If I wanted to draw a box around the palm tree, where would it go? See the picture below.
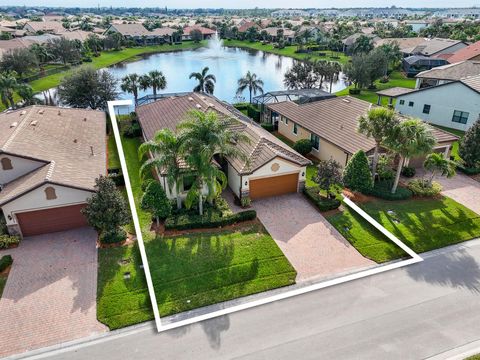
[121,73,140,106]
[384,119,436,194]
[358,108,399,181]
[236,71,264,104]
[189,66,216,94]
[423,153,456,185]
[0,72,18,109]
[139,74,152,93]
[148,70,166,96]
[178,110,249,215]
[138,129,185,210]
[17,84,36,106]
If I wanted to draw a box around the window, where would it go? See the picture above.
[44,187,57,200]
[1,157,12,170]
[408,101,414,107]
[423,104,431,114]
[399,100,405,105]
[285,117,289,125]
[293,123,298,135]
[311,134,320,151]
[182,175,195,192]
[452,110,469,124]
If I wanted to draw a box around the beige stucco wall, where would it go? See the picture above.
[2,184,93,226]
[277,116,311,143]
[0,155,44,185]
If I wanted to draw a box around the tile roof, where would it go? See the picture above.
[109,23,149,36]
[374,37,426,52]
[24,21,65,34]
[416,60,480,80]
[183,26,215,36]
[376,87,416,98]
[0,106,107,205]
[461,74,480,93]
[447,40,480,64]
[409,38,466,56]
[136,93,310,175]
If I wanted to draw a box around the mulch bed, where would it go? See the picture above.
[342,189,375,204]
[97,233,137,249]
[0,265,11,277]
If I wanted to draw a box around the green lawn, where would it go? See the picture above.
[327,197,480,263]
[223,40,350,64]
[0,275,7,298]
[335,70,416,105]
[107,132,121,170]
[306,165,317,188]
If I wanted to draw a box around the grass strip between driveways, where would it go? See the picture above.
[327,197,480,263]
[0,276,7,298]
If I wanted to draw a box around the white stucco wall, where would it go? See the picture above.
[2,184,93,226]
[159,174,208,200]
[0,155,44,185]
[395,82,480,131]
[228,163,241,198]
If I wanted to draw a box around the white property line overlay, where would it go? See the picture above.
[108,100,424,333]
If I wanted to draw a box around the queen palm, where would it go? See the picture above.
[189,66,216,94]
[236,71,264,104]
[139,74,152,93]
[423,153,456,185]
[178,110,249,215]
[121,73,140,106]
[358,107,399,181]
[148,70,167,96]
[138,128,184,210]
[384,119,436,194]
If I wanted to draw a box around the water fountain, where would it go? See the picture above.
[203,31,226,58]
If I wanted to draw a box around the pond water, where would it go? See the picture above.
[40,37,348,107]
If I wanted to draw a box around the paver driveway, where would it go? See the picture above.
[253,194,374,282]
[0,227,107,358]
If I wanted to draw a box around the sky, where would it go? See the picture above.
[2,0,480,8]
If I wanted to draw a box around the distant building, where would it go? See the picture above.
[182,26,215,40]
[23,21,65,34]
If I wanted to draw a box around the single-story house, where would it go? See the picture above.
[266,96,458,168]
[373,37,427,56]
[415,60,480,88]
[263,27,296,44]
[182,26,215,41]
[447,40,480,64]
[0,106,106,237]
[237,21,261,34]
[105,23,175,44]
[403,55,449,77]
[136,93,310,202]
[23,21,65,34]
[403,38,468,58]
[395,74,480,131]
[342,33,380,55]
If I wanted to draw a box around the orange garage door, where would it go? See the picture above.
[16,204,88,237]
[249,173,299,200]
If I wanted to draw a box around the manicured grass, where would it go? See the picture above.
[335,71,416,105]
[272,131,295,147]
[0,275,7,298]
[146,223,296,317]
[223,40,350,64]
[327,197,480,263]
[107,132,121,170]
[306,164,317,188]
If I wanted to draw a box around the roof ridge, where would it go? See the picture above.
[45,160,55,181]
[2,107,35,152]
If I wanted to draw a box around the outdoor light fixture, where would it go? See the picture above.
[245,181,248,186]
[7,215,12,221]
[301,172,305,177]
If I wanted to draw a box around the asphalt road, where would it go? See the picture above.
[20,240,480,360]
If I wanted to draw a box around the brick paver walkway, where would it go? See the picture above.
[253,194,374,282]
[0,227,107,358]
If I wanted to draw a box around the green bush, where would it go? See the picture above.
[367,180,413,200]
[108,172,125,186]
[260,122,274,132]
[247,105,261,121]
[303,186,341,212]
[0,213,7,235]
[0,235,20,249]
[0,255,12,272]
[407,179,442,197]
[401,166,416,178]
[123,122,142,138]
[343,150,373,193]
[164,209,256,230]
[457,164,480,175]
[141,181,171,220]
[349,88,361,95]
[99,227,127,244]
[293,139,312,155]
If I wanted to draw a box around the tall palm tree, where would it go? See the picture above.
[138,128,184,210]
[189,66,216,94]
[326,62,342,93]
[178,110,249,215]
[358,107,399,180]
[139,74,152,93]
[423,153,456,185]
[236,71,264,104]
[121,73,140,106]
[0,72,18,109]
[384,119,436,194]
[148,70,166,96]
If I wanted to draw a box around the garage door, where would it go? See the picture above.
[16,204,88,237]
[249,173,299,199]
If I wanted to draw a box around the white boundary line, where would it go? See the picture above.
[107,100,424,334]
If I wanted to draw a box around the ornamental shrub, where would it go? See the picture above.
[401,166,416,178]
[99,227,127,244]
[303,187,341,212]
[0,255,12,272]
[343,150,374,193]
[141,181,172,222]
[293,139,312,156]
[459,118,480,169]
[0,235,20,249]
[407,179,442,197]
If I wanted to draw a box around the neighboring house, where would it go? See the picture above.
[105,23,175,44]
[136,93,310,202]
[23,21,65,34]
[59,30,98,42]
[447,40,480,64]
[373,37,426,56]
[395,75,480,131]
[402,55,449,77]
[266,96,457,168]
[342,33,380,54]
[237,21,261,34]
[404,38,468,58]
[0,106,106,237]
[415,60,480,88]
[182,26,215,40]
[263,27,296,43]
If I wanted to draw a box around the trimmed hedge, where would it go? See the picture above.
[457,164,480,175]
[164,209,257,231]
[234,103,261,121]
[303,187,341,212]
[100,227,127,244]
[0,235,20,249]
[0,255,12,272]
[367,180,413,200]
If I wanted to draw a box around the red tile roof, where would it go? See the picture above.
[447,40,480,64]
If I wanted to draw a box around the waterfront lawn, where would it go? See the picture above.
[223,39,350,64]
[335,71,416,105]
[327,197,480,263]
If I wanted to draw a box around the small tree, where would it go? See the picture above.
[343,150,374,193]
[0,48,38,79]
[82,176,130,234]
[141,181,171,225]
[190,29,203,43]
[315,159,343,198]
[293,139,312,156]
[459,118,480,169]
[423,153,456,185]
